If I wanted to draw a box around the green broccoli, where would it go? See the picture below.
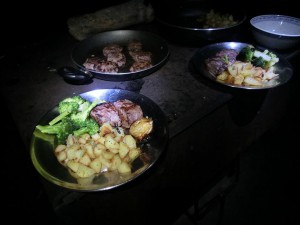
[265,51,279,69]
[252,57,266,68]
[70,98,99,128]
[36,117,75,144]
[61,96,85,105]
[73,118,100,137]
[236,45,255,62]
[49,96,86,126]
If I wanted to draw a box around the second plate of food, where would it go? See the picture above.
[190,42,293,90]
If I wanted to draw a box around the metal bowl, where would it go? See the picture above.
[30,89,169,191]
[190,42,293,90]
[155,1,247,46]
[250,15,300,50]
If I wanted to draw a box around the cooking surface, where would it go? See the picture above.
[1,19,298,225]
[0,27,231,147]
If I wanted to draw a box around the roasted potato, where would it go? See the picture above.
[129,117,153,141]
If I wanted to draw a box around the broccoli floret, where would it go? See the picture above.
[253,50,271,61]
[252,57,266,68]
[36,118,75,144]
[265,51,279,68]
[49,96,86,126]
[61,96,85,105]
[70,98,99,127]
[237,45,255,62]
[73,118,100,137]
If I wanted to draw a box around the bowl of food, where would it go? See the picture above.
[154,1,247,46]
[250,15,300,50]
[190,42,293,90]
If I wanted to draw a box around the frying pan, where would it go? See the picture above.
[58,30,170,84]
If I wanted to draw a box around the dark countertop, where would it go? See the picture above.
[1,20,298,225]
[0,26,232,147]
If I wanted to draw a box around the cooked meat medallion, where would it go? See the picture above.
[205,49,238,76]
[83,40,152,73]
[90,99,143,128]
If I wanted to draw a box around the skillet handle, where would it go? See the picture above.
[57,66,93,84]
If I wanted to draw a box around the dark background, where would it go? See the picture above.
[0,0,299,48]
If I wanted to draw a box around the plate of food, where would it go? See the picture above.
[30,89,169,191]
[190,42,293,89]
[58,30,170,84]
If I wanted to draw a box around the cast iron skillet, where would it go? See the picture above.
[58,30,170,84]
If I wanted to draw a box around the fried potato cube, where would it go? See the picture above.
[216,71,228,81]
[105,135,119,153]
[243,76,262,86]
[129,117,153,141]
[96,136,106,145]
[113,127,125,142]
[123,135,137,149]
[84,143,95,159]
[67,160,81,172]
[117,161,131,174]
[100,123,114,137]
[55,144,66,153]
[128,147,141,161]
[233,75,244,85]
[91,133,100,140]
[79,153,92,166]
[102,149,115,160]
[90,157,102,173]
[100,157,112,172]
[111,155,122,171]
[66,148,77,160]
[73,149,85,162]
[56,151,67,164]
[119,142,130,159]
[76,164,95,178]
[94,144,105,157]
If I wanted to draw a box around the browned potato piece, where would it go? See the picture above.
[129,117,153,141]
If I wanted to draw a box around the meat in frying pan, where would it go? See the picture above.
[102,44,123,57]
[106,52,126,67]
[129,51,152,62]
[127,40,143,52]
[130,61,153,72]
[205,49,238,76]
[90,99,143,128]
[128,41,153,72]
[83,40,154,73]
[95,60,119,73]
[83,56,102,70]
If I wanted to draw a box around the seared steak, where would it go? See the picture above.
[205,49,238,76]
[90,99,143,128]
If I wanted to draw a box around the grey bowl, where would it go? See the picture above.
[250,15,300,50]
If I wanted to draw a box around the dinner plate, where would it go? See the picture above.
[30,89,169,191]
[70,30,170,81]
[190,42,293,90]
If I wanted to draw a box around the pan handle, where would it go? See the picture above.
[57,66,93,84]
